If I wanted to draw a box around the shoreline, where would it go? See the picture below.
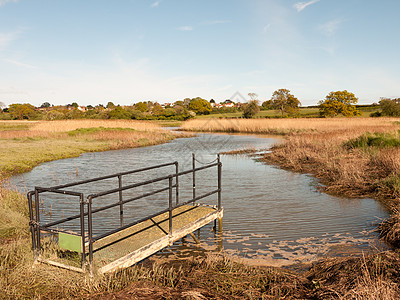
[2,119,400,298]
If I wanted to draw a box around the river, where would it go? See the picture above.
[9,132,388,266]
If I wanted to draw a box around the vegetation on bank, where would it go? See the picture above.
[0,120,179,178]
[3,90,398,121]
[2,118,400,298]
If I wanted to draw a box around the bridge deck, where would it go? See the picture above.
[91,204,223,274]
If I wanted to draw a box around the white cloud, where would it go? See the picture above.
[263,24,271,33]
[318,19,343,36]
[4,58,37,69]
[151,1,160,8]
[0,31,18,49]
[203,20,231,25]
[177,26,193,31]
[293,0,320,12]
[0,0,18,7]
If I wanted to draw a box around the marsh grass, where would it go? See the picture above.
[0,119,178,178]
[0,181,29,241]
[182,118,400,135]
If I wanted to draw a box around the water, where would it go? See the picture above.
[9,133,389,266]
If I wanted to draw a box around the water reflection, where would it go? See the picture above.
[9,133,388,265]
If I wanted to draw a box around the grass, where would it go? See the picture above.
[2,117,400,298]
[0,119,179,178]
[346,131,400,149]
[0,120,36,131]
[182,117,400,135]
[195,106,379,119]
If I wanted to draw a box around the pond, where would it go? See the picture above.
[9,132,389,266]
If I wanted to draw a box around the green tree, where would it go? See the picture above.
[71,102,79,108]
[151,103,164,116]
[8,103,37,120]
[242,100,260,118]
[379,98,400,116]
[134,102,148,112]
[40,102,51,108]
[188,97,212,115]
[270,89,301,116]
[261,100,273,110]
[66,108,84,119]
[45,110,65,120]
[106,101,116,109]
[0,101,5,112]
[319,90,360,117]
[108,106,132,119]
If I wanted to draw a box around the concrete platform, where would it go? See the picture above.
[91,204,223,274]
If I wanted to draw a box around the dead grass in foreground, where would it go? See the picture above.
[2,236,400,299]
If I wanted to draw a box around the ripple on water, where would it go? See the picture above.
[8,133,389,265]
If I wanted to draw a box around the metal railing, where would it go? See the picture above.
[27,154,222,274]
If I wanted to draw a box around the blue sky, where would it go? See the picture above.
[0,0,399,107]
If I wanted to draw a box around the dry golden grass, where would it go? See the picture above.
[31,119,161,132]
[182,117,400,134]
[0,119,178,178]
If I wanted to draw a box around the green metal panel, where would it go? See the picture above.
[59,232,82,253]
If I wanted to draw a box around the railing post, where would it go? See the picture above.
[87,196,94,277]
[34,188,41,257]
[175,161,179,205]
[118,175,123,226]
[192,153,196,204]
[79,194,86,272]
[27,192,37,261]
[168,175,173,237]
[217,154,222,211]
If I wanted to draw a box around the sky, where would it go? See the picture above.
[0,0,399,107]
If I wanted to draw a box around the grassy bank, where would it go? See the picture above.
[2,118,400,298]
[195,105,379,119]
[2,239,399,299]
[0,120,178,178]
[183,118,400,245]
[182,117,400,135]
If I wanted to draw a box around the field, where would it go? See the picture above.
[0,120,178,178]
[2,118,400,298]
[196,106,379,119]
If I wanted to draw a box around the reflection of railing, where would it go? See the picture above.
[27,154,222,274]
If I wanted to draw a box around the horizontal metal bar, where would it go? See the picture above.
[92,207,171,242]
[37,161,178,191]
[176,162,219,177]
[89,174,173,199]
[92,189,219,243]
[175,189,220,208]
[89,163,218,199]
[89,185,174,214]
[34,187,83,197]
[42,185,176,228]
[39,226,83,237]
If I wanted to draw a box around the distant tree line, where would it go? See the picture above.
[1,90,397,120]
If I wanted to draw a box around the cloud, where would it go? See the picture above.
[293,0,320,12]
[0,31,19,50]
[263,24,271,33]
[318,19,343,36]
[150,1,161,8]
[203,20,231,25]
[177,26,193,31]
[0,0,18,7]
[4,58,37,69]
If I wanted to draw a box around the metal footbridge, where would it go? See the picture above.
[27,154,223,275]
